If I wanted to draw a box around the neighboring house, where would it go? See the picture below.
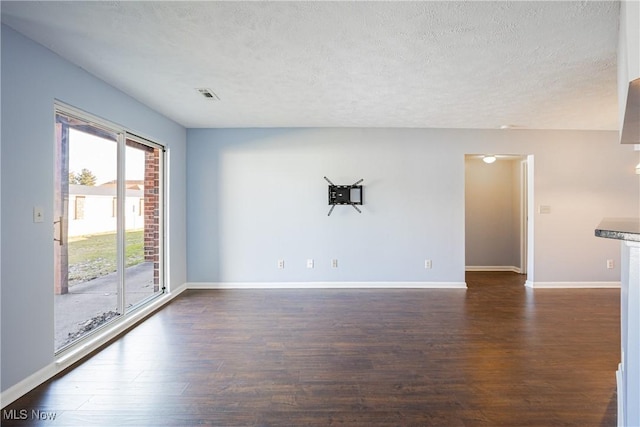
[68,182,144,237]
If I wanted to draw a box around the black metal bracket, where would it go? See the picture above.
[324,176,364,216]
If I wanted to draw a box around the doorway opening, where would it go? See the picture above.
[54,105,165,353]
[464,154,532,282]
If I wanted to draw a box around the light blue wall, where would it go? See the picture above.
[1,25,187,392]
[187,128,639,285]
[187,128,466,283]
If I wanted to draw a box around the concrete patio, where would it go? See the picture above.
[54,262,161,350]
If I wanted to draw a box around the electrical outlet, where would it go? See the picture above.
[607,259,614,269]
[424,259,432,269]
[307,259,314,269]
[331,259,338,268]
[277,259,285,269]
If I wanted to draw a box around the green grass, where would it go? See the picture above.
[68,230,145,286]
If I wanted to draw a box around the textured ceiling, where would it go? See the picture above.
[1,1,621,130]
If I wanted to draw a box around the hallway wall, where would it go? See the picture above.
[465,156,523,270]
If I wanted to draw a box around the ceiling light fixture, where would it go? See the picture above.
[483,155,497,164]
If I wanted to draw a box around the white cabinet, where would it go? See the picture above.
[596,218,640,426]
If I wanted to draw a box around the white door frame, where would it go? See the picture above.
[520,158,528,275]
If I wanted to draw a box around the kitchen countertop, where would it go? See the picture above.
[595,218,640,242]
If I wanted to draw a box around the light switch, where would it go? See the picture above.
[538,205,551,214]
[33,206,44,223]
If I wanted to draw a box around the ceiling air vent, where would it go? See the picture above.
[196,88,220,101]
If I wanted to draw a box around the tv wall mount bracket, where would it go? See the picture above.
[324,176,364,216]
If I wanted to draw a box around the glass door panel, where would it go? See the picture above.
[124,137,163,312]
[54,113,121,352]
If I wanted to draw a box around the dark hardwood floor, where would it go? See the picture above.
[2,272,619,426]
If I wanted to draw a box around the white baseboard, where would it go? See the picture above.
[187,281,467,289]
[0,363,57,409]
[0,283,187,409]
[466,266,522,273]
[525,280,620,289]
[617,363,624,427]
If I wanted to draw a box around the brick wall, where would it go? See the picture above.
[127,139,161,292]
[144,148,160,291]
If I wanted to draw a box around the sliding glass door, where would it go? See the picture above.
[124,136,163,312]
[54,105,164,353]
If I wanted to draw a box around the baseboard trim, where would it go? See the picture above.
[616,363,626,427]
[187,281,468,289]
[0,363,57,409]
[466,266,522,273]
[0,283,187,409]
[525,281,620,289]
[617,363,624,427]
